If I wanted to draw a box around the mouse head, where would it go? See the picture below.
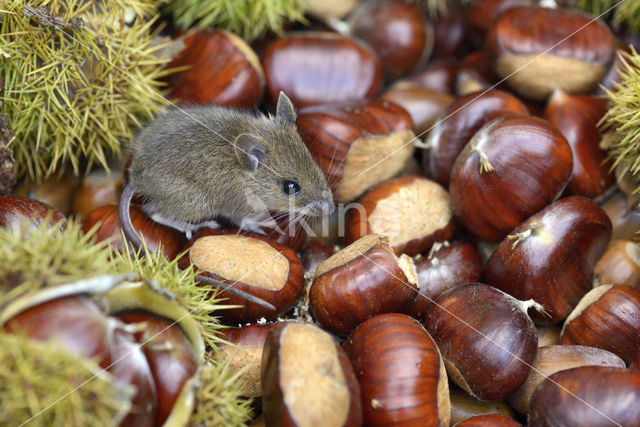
[234,92,334,218]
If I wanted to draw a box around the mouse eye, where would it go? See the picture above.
[281,180,301,196]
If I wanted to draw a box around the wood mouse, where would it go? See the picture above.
[119,92,334,309]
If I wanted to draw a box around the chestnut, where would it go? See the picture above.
[261,32,382,108]
[14,171,77,215]
[82,204,186,260]
[430,7,467,60]
[454,414,521,427]
[594,240,640,288]
[423,89,528,188]
[300,239,336,277]
[508,345,626,415]
[343,313,450,426]
[71,168,123,219]
[424,283,541,401]
[560,284,640,364]
[543,90,614,198]
[456,51,505,96]
[117,311,199,426]
[0,195,67,232]
[261,322,362,426]
[345,0,431,80]
[380,82,454,135]
[406,241,484,320]
[487,6,615,100]
[486,196,612,325]
[215,323,277,408]
[449,115,573,241]
[528,366,640,426]
[466,0,533,48]
[2,295,157,426]
[536,325,560,347]
[409,59,458,95]
[164,29,265,108]
[296,99,415,203]
[309,234,418,335]
[600,190,640,241]
[179,229,304,324]
[449,385,516,425]
[344,176,455,257]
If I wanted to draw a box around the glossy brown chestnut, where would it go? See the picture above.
[71,169,123,219]
[343,313,450,426]
[297,99,415,203]
[487,6,615,100]
[508,345,625,415]
[164,29,264,108]
[529,366,640,426]
[261,322,362,427]
[409,59,458,95]
[300,239,336,277]
[486,196,612,325]
[262,32,383,108]
[454,414,521,427]
[466,0,533,48]
[117,311,198,426]
[424,283,539,401]
[309,234,418,335]
[380,82,454,135]
[431,8,467,60]
[256,212,307,252]
[406,241,484,320]
[179,229,304,324]
[449,115,573,241]
[561,284,640,364]
[346,0,430,80]
[449,386,516,425]
[423,89,528,188]
[543,90,613,197]
[82,204,186,260]
[3,296,157,426]
[216,323,276,406]
[0,195,67,231]
[345,176,455,256]
[594,240,640,288]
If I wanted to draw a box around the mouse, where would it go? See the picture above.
[118,92,334,309]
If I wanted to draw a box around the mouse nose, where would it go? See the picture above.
[308,199,335,216]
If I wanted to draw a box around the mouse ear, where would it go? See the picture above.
[235,133,266,172]
[276,91,296,124]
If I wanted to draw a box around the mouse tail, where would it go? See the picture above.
[118,181,144,252]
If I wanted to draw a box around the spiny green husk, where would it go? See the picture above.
[0,333,134,426]
[163,0,307,41]
[0,218,113,306]
[190,360,254,427]
[110,242,233,351]
[602,47,640,194]
[0,0,172,181]
[563,0,640,32]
